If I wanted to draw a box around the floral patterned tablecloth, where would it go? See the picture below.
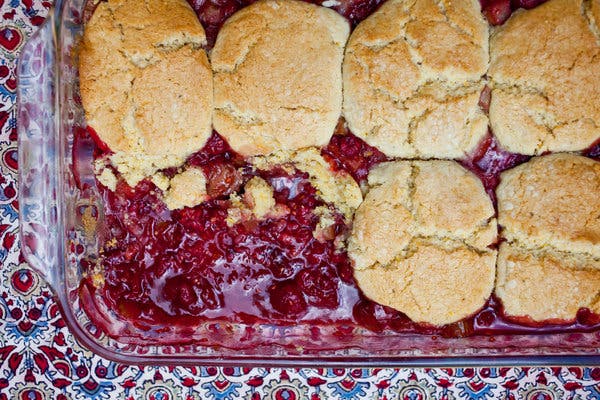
[2,1,600,399]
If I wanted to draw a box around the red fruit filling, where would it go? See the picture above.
[480,0,548,25]
[461,131,531,203]
[79,127,600,343]
[322,129,388,184]
[585,139,600,161]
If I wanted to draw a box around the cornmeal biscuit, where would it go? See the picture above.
[497,154,600,260]
[343,0,489,158]
[211,0,349,156]
[489,0,600,154]
[79,0,213,186]
[496,154,600,321]
[496,244,600,321]
[349,161,497,325]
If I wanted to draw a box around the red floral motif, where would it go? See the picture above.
[0,27,22,52]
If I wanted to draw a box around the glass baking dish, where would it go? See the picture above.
[17,0,600,366]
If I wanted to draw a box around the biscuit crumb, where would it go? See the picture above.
[81,205,97,240]
[96,166,118,191]
[252,147,362,221]
[244,177,276,219]
[226,178,283,226]
[226,193,247,227]
[162,167,208,210]
[313,206,337,243]
[151,172,170,192]
[226,176,289,226]
[91,272,106,288]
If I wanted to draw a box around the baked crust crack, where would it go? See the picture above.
[491,82,548,100]
[513,239,600,265]
[433,0,482,51]
[214,104,265,126]
[583,0,600,45]
[279,105,323,113]
[212,38,262,74]
[407,163,419,219]
[490,81,586,152]
[364,235,494,273]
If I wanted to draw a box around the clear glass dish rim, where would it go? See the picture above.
[15,0,600,367]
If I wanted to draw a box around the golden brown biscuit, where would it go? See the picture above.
[489,0,600,154]
[211,0,349,157]
[496,244,600,322]
[349,161,497,325]
[79,0,213,186]
[343,0,489,158]
[497,154,600,259]
[496,154,600,321]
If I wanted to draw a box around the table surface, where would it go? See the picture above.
[2,1,600,398]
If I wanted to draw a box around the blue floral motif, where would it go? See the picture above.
[72,379,116,400]
[0,202,18,223]
[327,379,370,399]
[456,378,497,400]
[201,378,244,400]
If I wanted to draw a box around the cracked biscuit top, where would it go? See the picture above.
[348,160,497,325]
[79,0,213,186]
[342,0,489,159]
[211,0,350,157]
[495,154,600,321]
[497,154,600,260]
[496,244,600,322]
[489,0,600,154]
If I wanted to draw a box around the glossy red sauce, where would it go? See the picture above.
[480,0,548,25]
[322,130,388,183]
[78,0,600,344]
[460,132,531,203]
[585,138,600,161]
[79,125,600,341]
